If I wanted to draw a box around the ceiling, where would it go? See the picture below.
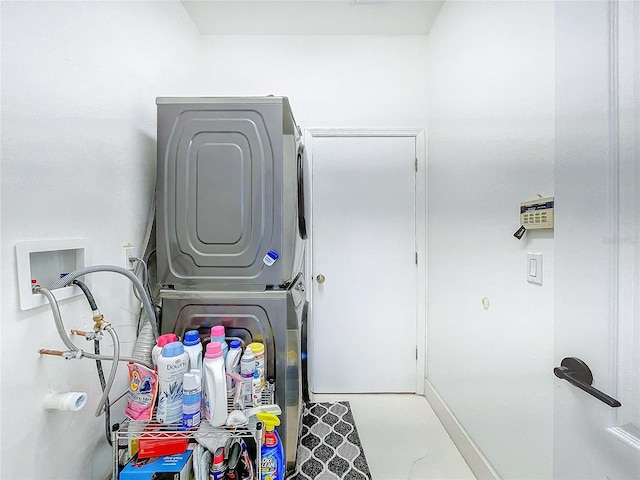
[180,0,445,35]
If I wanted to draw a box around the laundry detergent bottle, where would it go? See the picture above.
[240,346,255,406]
[225,340,243,392]
[257,412,284,480]
[156,341,189,424]
[152,333,178,368]
[203,341,228,427]
[210,325,228,360]
[182,330,203,372]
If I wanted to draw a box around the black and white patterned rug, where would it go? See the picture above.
[287,402,372,480]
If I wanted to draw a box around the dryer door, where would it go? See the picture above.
[296,143,310,240]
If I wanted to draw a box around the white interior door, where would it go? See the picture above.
[554,2,640,478]
[309,134,418,393]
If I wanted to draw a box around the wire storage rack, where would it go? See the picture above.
[112,386,274,479]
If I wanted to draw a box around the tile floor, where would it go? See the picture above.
[311,394,476,480]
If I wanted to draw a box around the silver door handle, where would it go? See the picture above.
[316,274,326,284]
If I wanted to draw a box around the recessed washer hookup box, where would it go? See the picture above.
[119,450,193,480]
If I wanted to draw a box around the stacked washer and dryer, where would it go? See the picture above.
[155,97,310,471]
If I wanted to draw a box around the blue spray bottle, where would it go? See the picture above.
[257,412,284,480]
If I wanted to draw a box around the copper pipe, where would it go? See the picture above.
[38,349,65,356]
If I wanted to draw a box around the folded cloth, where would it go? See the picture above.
[192,443,202,480]
[194,422,258,479]
[192,442,212,480]
[194,421,229,455]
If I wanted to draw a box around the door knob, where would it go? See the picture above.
[553,357,621,407]
[316,274,326,284]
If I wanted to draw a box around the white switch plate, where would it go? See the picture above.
[123,244,136,270]
[527,252,543,285]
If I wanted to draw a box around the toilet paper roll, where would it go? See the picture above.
[43,391,88,411]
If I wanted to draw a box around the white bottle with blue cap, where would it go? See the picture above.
[225,340,243,392]
[182,372,201,429]
[240,346,255,406]
[183,330,203,372]
[157,341,189,424]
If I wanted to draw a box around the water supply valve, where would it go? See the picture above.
[38,349,84,360]
[70,329,104,342]
[92,312,106,331]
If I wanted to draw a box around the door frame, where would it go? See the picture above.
[303,128,427,395]
[553,1,640,477]
[606,0,640,451]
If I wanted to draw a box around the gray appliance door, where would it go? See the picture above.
[156,97,301,289]
[159,287,302,471]
[296,143,310,241]
[300,301,310,403]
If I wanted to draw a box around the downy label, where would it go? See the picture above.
[157,356,188,424]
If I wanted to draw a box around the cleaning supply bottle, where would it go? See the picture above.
[209,446,227,480]
[156,341,189,424]
[210,325,229,360]
[182,330,203,372]
[203,341,227,426]
[257,412,284,480]
[251,370,262,407]
[247,342,265,389]
[181,371,201,429]
[225,340,243,392]
[190,368,203,417]
[240,346,255,406]
[152,333,178,368]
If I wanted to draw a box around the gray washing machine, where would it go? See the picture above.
[158,274,307,471]
[156,96,308,290]
[155,97,309,472]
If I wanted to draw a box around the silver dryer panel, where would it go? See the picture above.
[156,97,304,289]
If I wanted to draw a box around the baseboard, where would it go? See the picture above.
[423,379,501,480]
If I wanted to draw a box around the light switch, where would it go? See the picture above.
[529,258,537,276]
[527,253,543,285]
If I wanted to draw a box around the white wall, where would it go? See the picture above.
[1,1,561,477]
[1,8,430,476]
[198,35,429,128]
[1,2,204,478]
[425,2,555,479]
